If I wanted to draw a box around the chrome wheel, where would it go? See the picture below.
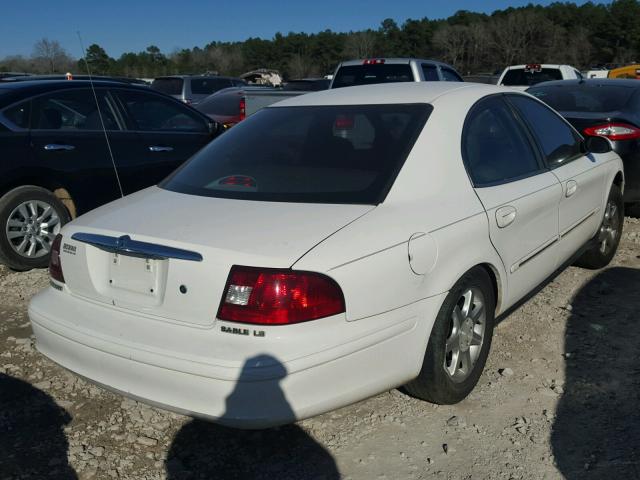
[444,287,486,383]
[5,200,61,258]
[599,199,620,255]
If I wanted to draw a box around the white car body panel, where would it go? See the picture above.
[29,82,624,428]
[473,172,562,306]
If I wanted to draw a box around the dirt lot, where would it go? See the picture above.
[1,219,639,480]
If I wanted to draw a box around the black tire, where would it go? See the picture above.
[404,267,495,404]
[0,186,71,271]
[575,184,624,270]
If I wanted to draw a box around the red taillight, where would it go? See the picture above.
[218,266,345,325]
[363,58,385,65]
[583,123,640,141]
[49,234,65,283]
[239,97,246,122]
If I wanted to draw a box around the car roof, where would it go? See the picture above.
[273,82,505,107]
[0,80,154,105]
[338,58,456,68]
[528,78,640,89]
[503,64,570,70]
[154,75,241,81]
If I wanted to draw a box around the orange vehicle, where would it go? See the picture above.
[608,64,640,79]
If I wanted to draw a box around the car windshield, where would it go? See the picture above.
[151,78,183,95]
[502,68,563,86]
[332,64,414,89]
[528,84,638,112]
[161,104,431,204]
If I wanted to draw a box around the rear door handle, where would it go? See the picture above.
[496,205,517,228]
[566,180,578,198]
[148,146,174,152]
[44,144,75,151]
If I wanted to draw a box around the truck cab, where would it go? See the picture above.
[330,58,463,89]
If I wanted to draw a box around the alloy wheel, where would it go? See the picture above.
[5,200,61,258]
[599,199,620,255]
[444,287,486,383]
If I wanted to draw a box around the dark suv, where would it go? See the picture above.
[0,80,220,270]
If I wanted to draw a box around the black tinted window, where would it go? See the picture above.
[3,101,29,128]
[502,68,563,86]
[116,90,207,133]
[442,68,463,82]
[528,84,637,113]
[422,64,439,81]
[509,95,582,167]
[162,104,431,204]
[197,90,242,116]
[463,96,540,185]
[32,89,119,131]
[333,64,413,89]
[190,78,232,94]
[151,78,184,95]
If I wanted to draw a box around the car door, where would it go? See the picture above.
[0,99,33,190]
[28,88,124,215]
[462,95,562,306]
[111,88,213,194]
[507,94,606,264]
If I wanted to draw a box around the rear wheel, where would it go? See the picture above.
[404,267,495,404]
[575,184,623,270]
[0,186,70,271]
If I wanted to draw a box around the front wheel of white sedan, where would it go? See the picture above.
[405,267,495,404]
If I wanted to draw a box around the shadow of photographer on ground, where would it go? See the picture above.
[0,373,77,479]
[166,354,340,480]
[552,267,640,479]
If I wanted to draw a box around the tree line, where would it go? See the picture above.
[2,1,640,79]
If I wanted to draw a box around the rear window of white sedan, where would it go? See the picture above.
[161,104,431,204]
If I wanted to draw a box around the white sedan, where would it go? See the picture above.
[30,83,624,428]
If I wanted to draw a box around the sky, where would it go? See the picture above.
[1,0,608,59]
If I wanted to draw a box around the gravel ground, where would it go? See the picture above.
[1,218,639,480]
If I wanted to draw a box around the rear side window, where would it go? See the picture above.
[116,90,207,133]
[441,68,463,82]
[508,95,582,167]
[190,78,232,94]
[501,68,563,86]
[463,96,540,186]
[422,64,439,81]
[151,78,184,95]
[332,64,413,89]
[161,104,431,204]
[3,100,30,128]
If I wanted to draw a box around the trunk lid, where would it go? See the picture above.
[59,187,373,326]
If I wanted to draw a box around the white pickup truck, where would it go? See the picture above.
[497,64,583,90]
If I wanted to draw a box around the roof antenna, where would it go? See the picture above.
[76,31,124,198]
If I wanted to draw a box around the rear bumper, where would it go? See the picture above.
[30,288,444,428]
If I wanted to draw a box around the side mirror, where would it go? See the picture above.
[583,135,612,154]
